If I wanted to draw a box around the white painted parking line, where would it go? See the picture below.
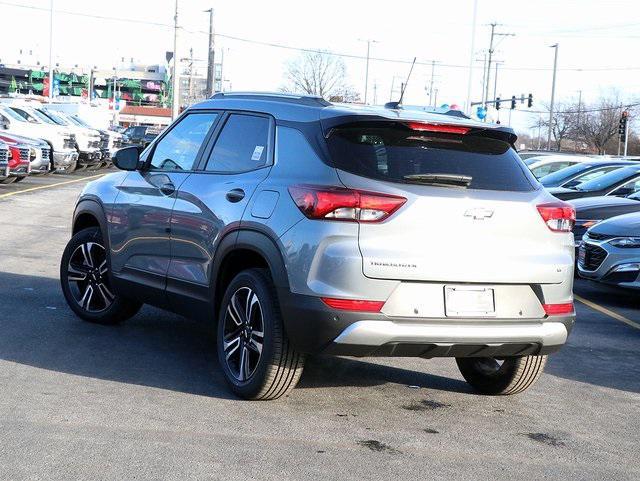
[575,294,640,330]
[0,174,104,200]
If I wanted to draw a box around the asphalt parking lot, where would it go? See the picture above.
[0,173,639,480]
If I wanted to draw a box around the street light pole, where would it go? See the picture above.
[465,0,478,114]
[205,8,215,97]
[547,44,559,151]
[48,0,54,102]
[171,0,181,120]
[359,39,377,104]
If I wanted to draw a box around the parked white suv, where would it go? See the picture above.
[0,105,78,172]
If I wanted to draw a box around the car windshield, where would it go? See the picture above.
[29,109,58,125]
[574,166,640,191]
[42,110,70,126]
[0,107,27,122]
[539,163,593,186]
[72,116,94,129]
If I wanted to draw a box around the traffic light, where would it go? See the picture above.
[495,97,501,110]
[511,96,517,109]
[619,111,629,140]
[527,93,533,108]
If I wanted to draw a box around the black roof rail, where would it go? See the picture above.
[210,91,332,107]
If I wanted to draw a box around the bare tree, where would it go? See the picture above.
[281,51,356,101]
[578,99,623,154]
[534,103,576,151]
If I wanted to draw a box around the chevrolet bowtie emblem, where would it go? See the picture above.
[464,208,494,220]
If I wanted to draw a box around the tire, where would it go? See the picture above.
[14,176,25,183]
[217,268,304,400]
[60,227,141,325]
[1,177,17,184]
[456,355,547,395]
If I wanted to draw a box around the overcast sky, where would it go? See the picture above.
[1,0,639,135]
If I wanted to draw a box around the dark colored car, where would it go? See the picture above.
[578,212,640,289]
[539,161,630,188]
[549,165,640,201]
[570,193,640,241]
[124,126,159,148]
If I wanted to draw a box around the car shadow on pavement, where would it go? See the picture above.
[0,271,237,399]
[298,355,473,393]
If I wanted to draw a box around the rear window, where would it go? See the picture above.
[325,122,536,192]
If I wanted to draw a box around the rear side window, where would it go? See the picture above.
[325,123,536,192]
[205,114,270,173]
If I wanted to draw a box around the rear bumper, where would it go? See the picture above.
[278,289,575,357]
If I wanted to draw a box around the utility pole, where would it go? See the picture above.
[48,0,54,101]
[428,60,437,107]
[373,80,378,105]
[171,0,180,120]
[547,44,559,151]
[359,39,377,104]
[205,8,215,97]
[465,0,478,114]
[483,23,514,109]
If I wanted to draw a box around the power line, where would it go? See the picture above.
[3,0,640,72]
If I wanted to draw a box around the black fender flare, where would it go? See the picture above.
[210,228,290,296]
[72,197,110,253]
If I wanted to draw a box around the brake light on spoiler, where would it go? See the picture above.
[405,122,471,135]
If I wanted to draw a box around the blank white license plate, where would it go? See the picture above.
[445,286,495,317]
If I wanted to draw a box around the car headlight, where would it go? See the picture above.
[609,237,640,248]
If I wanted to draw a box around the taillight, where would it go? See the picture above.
[288,185,406,223]
[405,122,471,135]
[543,302,574,315]
[537,202,575,232]
[321,297,385,312]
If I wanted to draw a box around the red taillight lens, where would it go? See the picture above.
[537,202,575,232]
[543,302,574,315]
[405,122,471,135]
[288,185,406,223]
[321,297,385,312]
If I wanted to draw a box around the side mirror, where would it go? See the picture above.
[113,146,142,171]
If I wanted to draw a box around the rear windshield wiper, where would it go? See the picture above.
[403,173,472,188]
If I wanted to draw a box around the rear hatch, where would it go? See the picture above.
[325,119,572,284]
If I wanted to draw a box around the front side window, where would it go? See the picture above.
[205,114,270,173]
[149,113,218,171]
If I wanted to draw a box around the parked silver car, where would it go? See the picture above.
[60,92,576,400]
[578,212,640,289]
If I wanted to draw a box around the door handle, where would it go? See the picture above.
[159,182,175,196]
[226,188,245,203]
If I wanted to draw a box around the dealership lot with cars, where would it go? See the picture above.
[0,95,639,479]
[0,170,638,480]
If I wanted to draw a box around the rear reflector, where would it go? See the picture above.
[405,122,471,135]
[543,302,574,315]
[537,202,576,232]
[321,298,385,312]
[288,185,406,223]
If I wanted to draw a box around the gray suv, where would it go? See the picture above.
[60,93,576,400]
